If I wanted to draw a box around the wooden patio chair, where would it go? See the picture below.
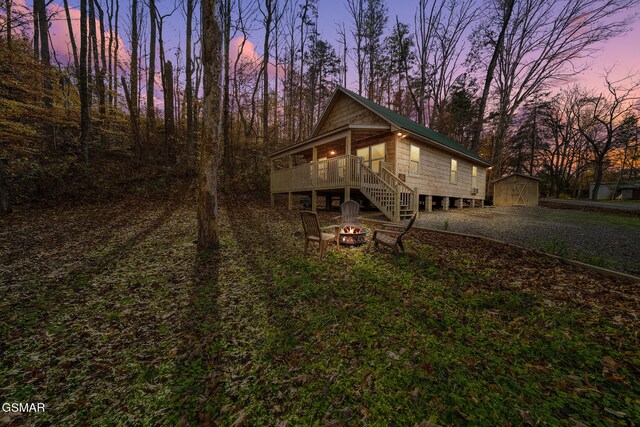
[300,211,339,260]
[369,213,417,255]
[333,200,361,225]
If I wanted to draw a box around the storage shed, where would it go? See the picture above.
[493,173,540,206]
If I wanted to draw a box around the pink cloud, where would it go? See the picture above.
[12,0,132,73]
[230,35,284,79]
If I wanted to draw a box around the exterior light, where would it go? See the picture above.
[330,150,336,155]
[397,132,402,136]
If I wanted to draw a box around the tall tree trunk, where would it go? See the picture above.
[107,0,114,107]
[198,0,222,250]
[591,159,604,201]
[262,0,273,149]
[471,0,514,152]
[6,0,11,49]
[95,0,108,143]
[164,61,176,164]
[89,0,105,143]
[122,77,142,158]
[146,0,157,144]
[222,0,232,180]
[130,0,140,157]
[113,0,119,110]
[63,0,79,73]
[185,0,195,172]
[80,0,91,165]
[34,0,51,108]
[33,6,39,61]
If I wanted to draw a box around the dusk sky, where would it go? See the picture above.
[14,0,640,99]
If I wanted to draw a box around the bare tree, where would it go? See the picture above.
[336,21,348,87]
[363,0,387,102]
[129,0,142,158]
[574,73,640,200]
[34,0,51,108]
[346,0,365,95]
[259,0,277,149]
[5,0,12,49]
[185,0,196,171]
[482,0,636,173]
[80,0,91,164]
[198,0,223,250]
[146,0,157,143]
[221,0,233,179]
[412,0,443,125]
[470,0,514,151]
[430,0,477,129]
[63,0,79,72]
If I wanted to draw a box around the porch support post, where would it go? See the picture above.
[345,129,352,156]
[480,199,484,208]
[345,130,352,200]
[458,198,463,209]
[393,188,400,222]
[443,196,449,211]
[427,195,432,212]
[311,147,318,212]
[414,187,419,218]
[270,158,275,207]
[288,155,293,210]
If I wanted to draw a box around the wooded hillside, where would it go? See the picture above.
[1,0,639,208]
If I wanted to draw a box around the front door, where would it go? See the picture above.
[513,183,527,205]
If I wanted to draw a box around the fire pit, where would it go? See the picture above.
[339,224,368,246]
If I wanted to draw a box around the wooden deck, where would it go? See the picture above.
[271,155,418,221]
[271,155,362,193]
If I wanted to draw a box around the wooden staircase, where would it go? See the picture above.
[360,163,417,222]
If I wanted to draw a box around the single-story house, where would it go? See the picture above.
[492,173,540,206]
[269,87,491,221]
[589,180,640,200]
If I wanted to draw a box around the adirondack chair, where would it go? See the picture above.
[333,200,360,225]
[300,211,339,260]
[369,213,417,255]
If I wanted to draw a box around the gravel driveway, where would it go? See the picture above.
[413,206,640,276]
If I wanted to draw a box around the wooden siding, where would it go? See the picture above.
[493,175,539,206]
[396,137,487,199]
[316,93,387,135]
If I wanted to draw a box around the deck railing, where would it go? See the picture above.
[381,166,417,213]
[271,155,362,193]
[271,155,417,221]
[360,164,397,220]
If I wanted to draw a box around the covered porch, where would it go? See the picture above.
[270,124,394,210]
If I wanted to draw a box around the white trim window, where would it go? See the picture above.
[472,165,478,189]
[357,142,386,173]
[450,159,458,184]
[410,144,420,176]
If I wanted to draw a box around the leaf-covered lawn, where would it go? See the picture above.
[1,182,639,426]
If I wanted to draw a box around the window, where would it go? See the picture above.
[410,145,420,176]
[357,142,386,172]
[450,159,458,184]
[472,166,478,189]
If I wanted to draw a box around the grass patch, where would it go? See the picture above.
[1,190,638,425]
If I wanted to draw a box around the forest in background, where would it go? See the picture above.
[1,0,640,210]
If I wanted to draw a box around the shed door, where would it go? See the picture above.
[513,183,527,205]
